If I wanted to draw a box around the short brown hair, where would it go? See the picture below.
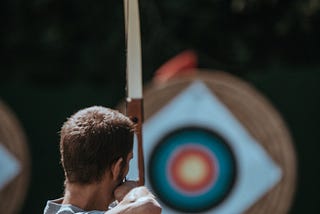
[60,106,135,184]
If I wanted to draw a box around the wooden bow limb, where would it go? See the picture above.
[126,98,144,186]
[123,0,145,186]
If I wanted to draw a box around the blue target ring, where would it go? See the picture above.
[148,127,237,213]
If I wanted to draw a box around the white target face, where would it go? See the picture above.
[0,144,20,190]
[127,81,282,214]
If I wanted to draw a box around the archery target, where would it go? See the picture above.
[126,71,296,214]
[149,127,236,212]
[0,101,30,213]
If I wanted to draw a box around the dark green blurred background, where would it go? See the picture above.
[0,0,319,213]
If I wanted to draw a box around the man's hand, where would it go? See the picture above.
[114,180,138,202]
[108,186,162,214]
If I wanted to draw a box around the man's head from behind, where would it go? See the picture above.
[60,106,135,184]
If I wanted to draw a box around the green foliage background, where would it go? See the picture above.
[0,0,320,213]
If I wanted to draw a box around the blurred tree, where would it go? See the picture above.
[1,0,320,84]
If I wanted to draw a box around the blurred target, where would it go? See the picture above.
[0,100,30,213]
[149,127,236,212]
[126,71,296,214]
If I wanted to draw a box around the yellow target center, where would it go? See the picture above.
[177,154,208,185]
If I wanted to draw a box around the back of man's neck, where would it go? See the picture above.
[63,181,112,211]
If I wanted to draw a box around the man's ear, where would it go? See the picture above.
[111,158,123,181]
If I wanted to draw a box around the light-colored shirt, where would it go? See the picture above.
[44,198,105,214]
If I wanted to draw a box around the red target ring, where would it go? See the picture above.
[168,144,218,195]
